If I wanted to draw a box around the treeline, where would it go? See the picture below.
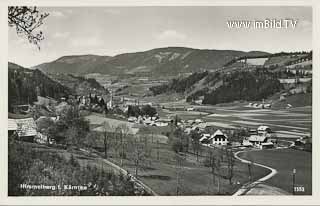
[68,74,106,91]
[8,141,139,196]
[224,51,312,67]
[149,71,208,95]
[202,71,282,105]
[127,105,157,117]
[8,66,71,111]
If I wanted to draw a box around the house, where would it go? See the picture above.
[15,118,37,142]
[128,116,137,122]
[260,142,274,149]
[186,107,195,111]
[208,130,228,145]
[264,104,271,109]
[244,134,273,149]
[199,133,211,144]
[247,135,268,145]
[257,126,271,135]
[35,96,58,107]
[195,119,203,124]
[8,119,18,137]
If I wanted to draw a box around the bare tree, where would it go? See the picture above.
[247,153,254,183]
[142,135,152,166]
[175,153,183,195]
[156,140,160,161]
[225,147,235,185]
[102,121,112,158]
[8,6,49,48]
[117,124,130,166]
[132,138,146,177]
[190,130,201,161]
[204,150,216,194]
[84,132,98,154]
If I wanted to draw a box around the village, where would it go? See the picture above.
[8,91,296,151]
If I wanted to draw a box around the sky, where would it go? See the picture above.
[8,6,312,68]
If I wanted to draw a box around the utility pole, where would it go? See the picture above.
[156,140,160,161]
[176,155,182,196]
[292,168,296,195]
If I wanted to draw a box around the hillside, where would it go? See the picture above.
[33,55,112,75]
[8,62,72,111]
[44,73,108,96]
[33,47,270,77]
[149,59,312,107]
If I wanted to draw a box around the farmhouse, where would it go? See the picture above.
[199,133,211,144]
[15,118,37,142]
[257,126,271,135]
[208,130,228,145]
[247,135,267,145]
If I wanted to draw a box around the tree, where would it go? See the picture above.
[215,155,222,194]
[141,104,157,117]
[115,124,130,166]
[174,153,185,195]
[247,153,255,183]
[130,137,146,177]
[127,105,141,117]
[8,6,49,48]
[102,121,112,158]
[204,150,216,194]
[190,130,201,161]
[84,132,98,153]
[225,147,235,185]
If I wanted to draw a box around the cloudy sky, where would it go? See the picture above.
[8,6,312,67]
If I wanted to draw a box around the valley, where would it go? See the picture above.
[8,48,312,196]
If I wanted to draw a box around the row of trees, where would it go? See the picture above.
[127,105,157,117]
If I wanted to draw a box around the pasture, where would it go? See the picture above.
[160,105,312,139]
[238,148,312,195]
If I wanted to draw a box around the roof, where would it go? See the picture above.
[209,130,227,139]
[199,134,211,141]
[257,126,270,131]
[213,129,225,136]
[248,135,267,142]
[15,118,37,137]
[261,142,273,146]
[8,112,32,119]
[8,119,18,131]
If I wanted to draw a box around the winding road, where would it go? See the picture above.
[232,150,278,196]
[232,141,295,196]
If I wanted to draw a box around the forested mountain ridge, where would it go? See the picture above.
[33,47,270,77]
[8,62,72,111]
[44,72,108,96]
[149,69,288,105]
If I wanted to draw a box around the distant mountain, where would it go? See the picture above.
[33,47,270,76]
[33,55,112,75]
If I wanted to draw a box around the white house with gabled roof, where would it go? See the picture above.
[208,129,228,145]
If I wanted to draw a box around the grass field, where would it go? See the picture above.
[105,143,269,195]
[238,148,312,195]
[160,105,311,139]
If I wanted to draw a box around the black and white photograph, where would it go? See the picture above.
[3,2,318,204]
